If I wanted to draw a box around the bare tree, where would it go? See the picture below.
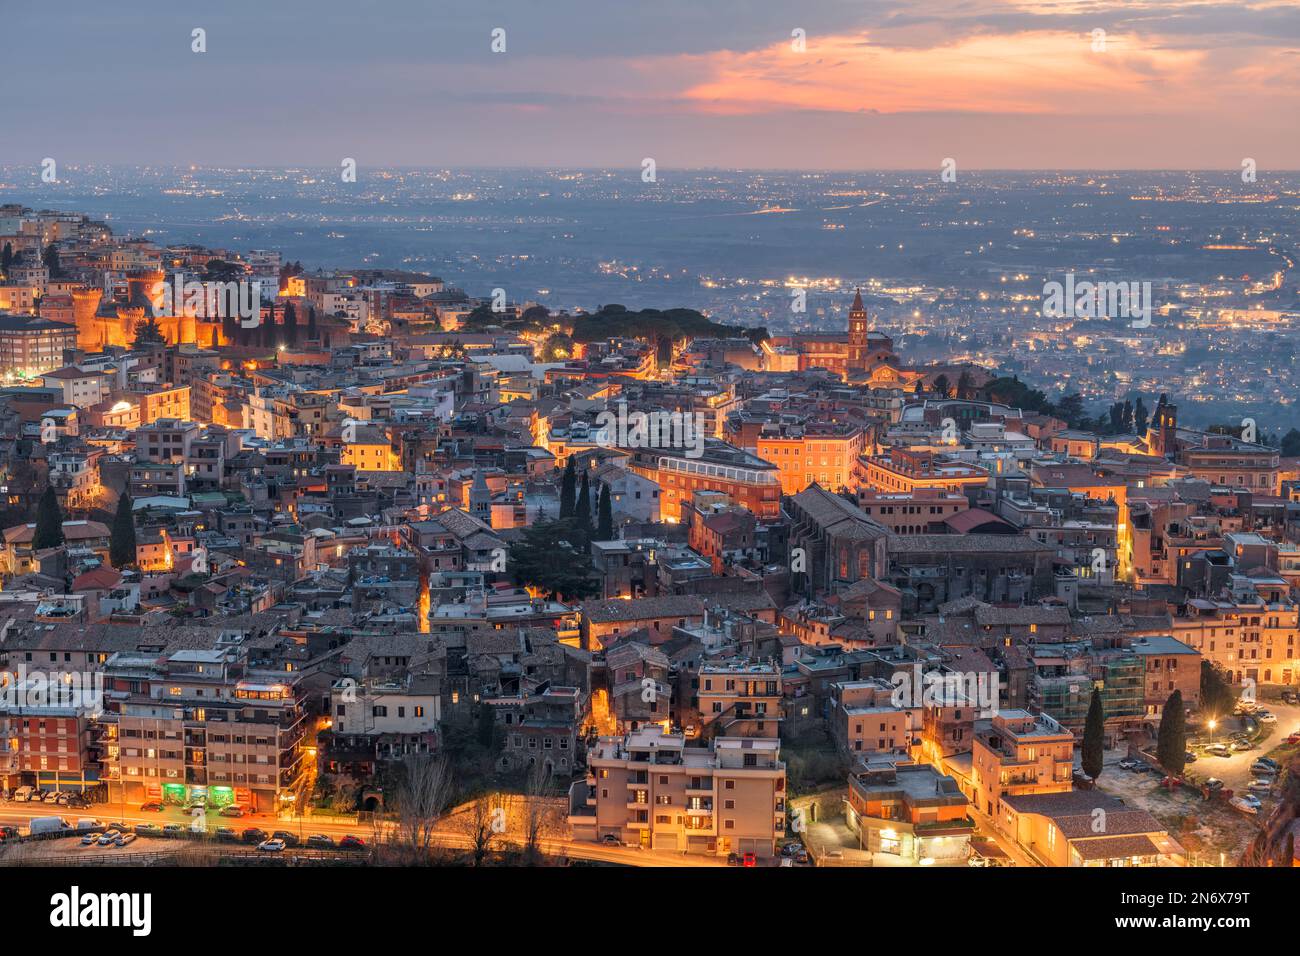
[457,791,506,866]
[393,754,453,860]
[522,761,558,864]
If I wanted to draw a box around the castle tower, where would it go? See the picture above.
[848,288,869,368]
[71,287,104,351]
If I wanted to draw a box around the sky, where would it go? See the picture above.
[4,0,1299,170]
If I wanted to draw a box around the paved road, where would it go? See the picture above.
[0,801,728,867]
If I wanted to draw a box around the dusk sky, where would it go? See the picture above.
[6,0,1299,169]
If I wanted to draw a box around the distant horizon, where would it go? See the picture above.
[6,165,1300,175]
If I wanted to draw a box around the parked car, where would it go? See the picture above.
[1281,690,1298,704]
[241,828,268,844]
[115,832,138,847]
[0,825,19,841]
[140,802,164,812]
[270,831,299,847]
[218,805,245,818]
[1229,739,1253,752]
[1248,779,1274,793]
[1117,758,1138,771]
[742,852,757,867]
[134,824,162,837]
[162,824,185,838]
[1202,743,1229,756]
[80,831,100,846]
[97,830,121,846]
[184,802,208,813]
[12,786,35,802]
[1229,795,1260,815]
[306,834,335,849]
[257,838,287,852]
[214,826,239,843]
[1183,751,1197,763]
[600,833,620,846]
[42,791,63,803]
[1286,732,1300,745]
[726,852,741,866]
[1251,759,1279,774]
[338,835,366,851]
[1256,710,1277,723]
[1204,778,1225,790]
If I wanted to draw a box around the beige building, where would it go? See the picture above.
[971,709,1074,820]
[569,726,786,858]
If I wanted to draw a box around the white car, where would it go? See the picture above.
[1247,779,1273,793]
[1229,795,1259,815]
[97,829,121,846]
[1255,710,1277,723]
[256,838,286,852]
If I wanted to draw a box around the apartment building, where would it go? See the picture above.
[970,709,1074,820]
[569,726,786,858]
[697,660,782,739]
[829,678,917,758]
[845,761,973,865]
[102,638,308,813]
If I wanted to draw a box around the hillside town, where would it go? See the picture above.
[1,202,1298,869]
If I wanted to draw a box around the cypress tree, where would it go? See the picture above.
[283,300,298,347]
[1156,689,1186,776]
[33,485,64,550]
[559,457,576,519]
[575,471,592,533]
[110,492,137,568]
[1082,687,1105,781]
[597,483,613,541]
[307,305,318,342]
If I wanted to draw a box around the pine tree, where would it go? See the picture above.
[0,243,12,278]
[597,483,613,541]
[109,492,137,568]
[559,457,576,519]
[306,306,318,342]
[1155,689,1186,776]
[33,485,64,550]
[1082,687,1105,781]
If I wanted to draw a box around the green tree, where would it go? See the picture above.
[1155,690,1186,775]
[476,701,496,749]
[0,243,12,278]
[33,485,64,550]
[597,483,613,541]
[1281,428,1300,458]
[306,305,318,342]
[507,518,599,601]
[282,300,298,347]
[933,374,951,399]
[1134,396,1150,435]
[1082,687,1105,781]
[42,243,62,278]
[133,315,166,348]
[109,492,137,568]
[575,471,593,540]
[1200,661,1237,721]
[559,457,576,519]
